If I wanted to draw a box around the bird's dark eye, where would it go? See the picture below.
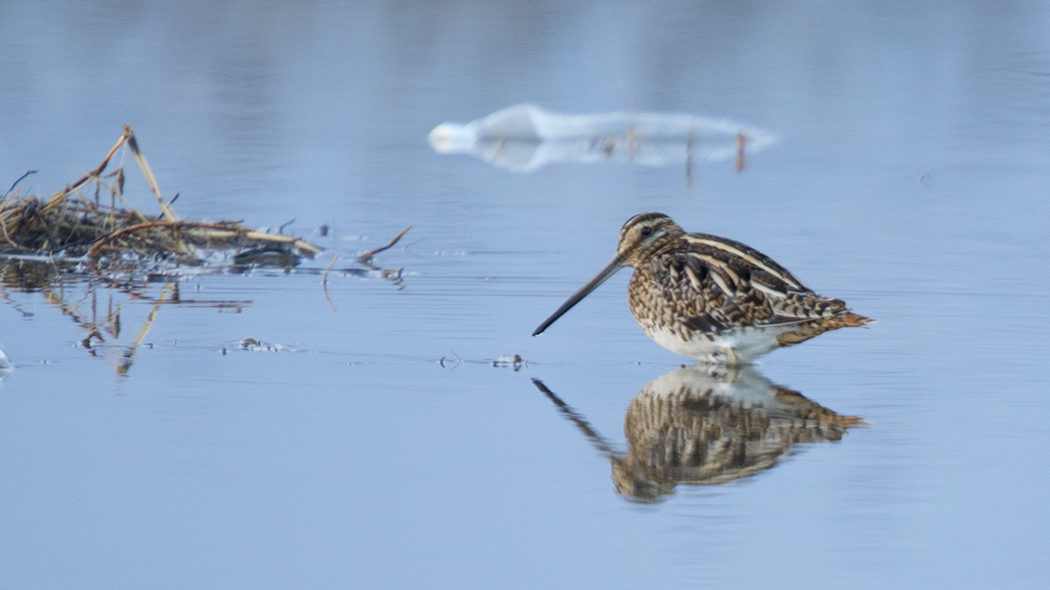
[640,226,653,237]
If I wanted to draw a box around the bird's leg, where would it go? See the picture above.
[723,346,739,366]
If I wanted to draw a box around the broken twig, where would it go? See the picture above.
[322,254,339,311]
[358,225,412,265]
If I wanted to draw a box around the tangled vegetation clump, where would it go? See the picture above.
[0,125,319,264]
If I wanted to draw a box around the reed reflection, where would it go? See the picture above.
[534,364,862,503]
[0,259,250,377]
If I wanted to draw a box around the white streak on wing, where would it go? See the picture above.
[687,252,733,295]
[684,264,702,289]
[751,281,784,298]
[707,267,732,297]
[684,235,805,290]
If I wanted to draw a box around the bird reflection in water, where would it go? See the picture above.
[533,364,862,503]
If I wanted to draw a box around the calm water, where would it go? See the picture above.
[2,1,1050,588]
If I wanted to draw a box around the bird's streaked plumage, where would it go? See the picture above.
[533,212,871,363]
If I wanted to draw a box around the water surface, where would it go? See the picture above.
[2,2,1049,588]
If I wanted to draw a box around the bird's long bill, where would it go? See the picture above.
[532,255,626,336]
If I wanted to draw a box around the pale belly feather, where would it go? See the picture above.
[640,322,801,363]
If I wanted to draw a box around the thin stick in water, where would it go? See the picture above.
[322,254,339,311]
[358,225,412,265]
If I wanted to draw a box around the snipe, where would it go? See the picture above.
[533,212,871,364]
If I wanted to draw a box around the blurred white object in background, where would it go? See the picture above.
[0,343,12,376]
[429,103,777,173]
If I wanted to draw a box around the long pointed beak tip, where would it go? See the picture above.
[531,255,625,340]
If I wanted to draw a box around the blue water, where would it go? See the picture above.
[2,1,1049,588]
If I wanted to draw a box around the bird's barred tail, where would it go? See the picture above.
[827,312,873,329]
[775,313,873,347]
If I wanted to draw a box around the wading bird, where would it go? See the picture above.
[533,212,870,364]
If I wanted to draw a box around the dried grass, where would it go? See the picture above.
[0,125,320,264]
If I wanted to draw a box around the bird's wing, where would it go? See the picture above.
[650,246,847,333]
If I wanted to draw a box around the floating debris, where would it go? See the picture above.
[429,103,777,173]
[435,351,525,371]
[239,337,291,353]
[356,225,411,267]
[438,350,462,369]
[0,125,320,270]
[321,225,411,310]
[491,353,524,371]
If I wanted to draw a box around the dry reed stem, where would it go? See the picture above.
[4,124,323,262]
[85,220,321,258]
[124,124,177,223]
[3,170,36,200]
[0,216,17,248]
[87,220,254,257]
[46,130,129,210]
[242,231,320,254]
[359,225,411,263]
